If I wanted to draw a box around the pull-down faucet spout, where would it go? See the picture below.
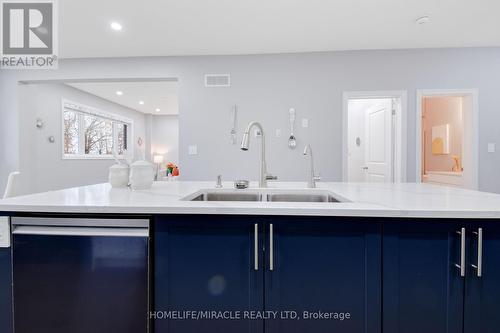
[241,122,277,188]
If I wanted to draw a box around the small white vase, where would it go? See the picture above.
[129,160,154,190]
[108,164,130,188]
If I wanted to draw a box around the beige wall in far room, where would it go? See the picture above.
[422,96,463,172]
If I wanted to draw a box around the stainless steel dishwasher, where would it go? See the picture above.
[11,217,150,333]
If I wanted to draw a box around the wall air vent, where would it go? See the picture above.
[205,74,230,87]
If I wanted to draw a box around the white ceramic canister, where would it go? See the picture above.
[108,163,130,188]
[129,160,154,190]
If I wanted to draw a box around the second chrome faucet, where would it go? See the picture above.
[303,144,321,188]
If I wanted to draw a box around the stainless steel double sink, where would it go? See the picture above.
[182,189,348,203]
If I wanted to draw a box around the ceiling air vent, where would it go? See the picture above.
[205,74,230,87]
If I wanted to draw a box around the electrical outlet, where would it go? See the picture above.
[188,145,198,155]
[488,143,496,153]
[254,129,262,137]
[301,118,309,128]
[0,217,10,248]
[275,129,282,137]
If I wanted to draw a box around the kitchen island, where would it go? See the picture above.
[1,181,500,333]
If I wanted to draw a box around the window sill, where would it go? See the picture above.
[62,155,125,160]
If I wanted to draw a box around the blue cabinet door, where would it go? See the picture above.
[0,247,12,333]
[264,217,381,333]
[154,215,264,333]
[464,222,500,333]
[383,220,464,333]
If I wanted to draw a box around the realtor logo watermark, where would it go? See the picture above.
[1,0,58,69]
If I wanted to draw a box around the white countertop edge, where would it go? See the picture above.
[3,204,500,219]
[2,181,500,219]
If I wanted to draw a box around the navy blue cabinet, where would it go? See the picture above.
[0,247,12,333]
[383,220,464,333]
[155,215,381,333]
[154,215,264,333]
[5,213,500,333]
[464,222,500,333]
[264,217,382,333]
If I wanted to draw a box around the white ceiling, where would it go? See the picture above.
[67,81,179,115]
[59,0,500,58]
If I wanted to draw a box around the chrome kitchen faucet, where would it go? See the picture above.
[241,121,277,188]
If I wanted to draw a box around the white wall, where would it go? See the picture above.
[151,115,179,165]
[2,47,500,193]
[0,71,20,194]
[17,83,146,194]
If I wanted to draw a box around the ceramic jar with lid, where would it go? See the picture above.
[129,160,154,190]
[108,163,130,188]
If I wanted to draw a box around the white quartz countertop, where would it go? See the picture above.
[1,181,500,219]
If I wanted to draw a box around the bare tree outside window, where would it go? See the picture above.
[63,104,131,158]
[116,123,127,155]
[83,115,113,155]
[63,110,79,154]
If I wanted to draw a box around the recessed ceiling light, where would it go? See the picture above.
[139,101,144,105]
[155,108,161,112]
[116,90,123,96]
[110,22,123,31]
[416,16,431,25]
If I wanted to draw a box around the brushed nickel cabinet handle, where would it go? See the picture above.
[471,228,483,277]
[455,228,466,277]
[254,224,259,271]
[269,224,274,271]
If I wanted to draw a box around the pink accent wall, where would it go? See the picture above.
[422,96,463,173]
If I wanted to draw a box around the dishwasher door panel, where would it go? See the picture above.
[13,233,148,333]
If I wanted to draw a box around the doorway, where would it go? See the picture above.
[416,89,478,189]
[343,91,407,183]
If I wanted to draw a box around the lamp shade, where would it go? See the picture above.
[153,155,164,164]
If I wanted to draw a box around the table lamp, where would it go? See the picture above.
[153,155,164,180]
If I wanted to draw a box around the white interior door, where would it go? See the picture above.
[364,100,393,182]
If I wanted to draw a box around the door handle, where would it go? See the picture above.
[455,228,466,277]
[269,224,274,271]
[362,167,368,170]
[254,224,259,271]
[471,228,483,277]
[12,225,149,237]
[11,217,149,228]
